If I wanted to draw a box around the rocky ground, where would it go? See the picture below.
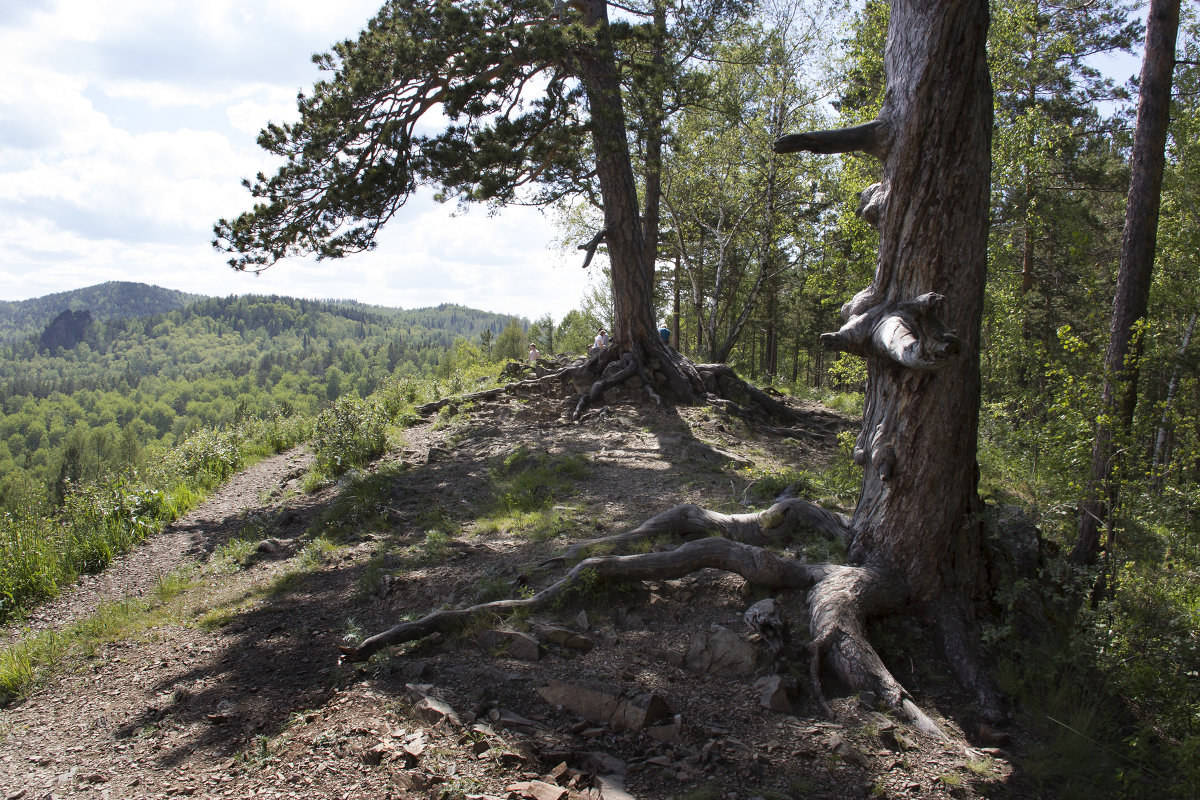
[1,389,1031,800]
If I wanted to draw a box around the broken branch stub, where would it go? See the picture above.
[856,182,888,230]
[772,120,890,158]
[820,292,960,371]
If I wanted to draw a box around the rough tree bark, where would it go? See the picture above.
[776,0,999,718]
[344,0,1003,732]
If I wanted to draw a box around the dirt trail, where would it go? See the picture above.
[0,399,1024,800]
[5,447,313,645]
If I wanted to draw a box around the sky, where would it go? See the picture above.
[0,0,590,321]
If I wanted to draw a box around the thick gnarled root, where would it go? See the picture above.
[806,565,946,738]
[541,497,849,568]
[339,536,831,662]
[340,501,950,738]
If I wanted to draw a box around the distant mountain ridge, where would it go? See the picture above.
[0,282,202,342]
[0,283,527,344]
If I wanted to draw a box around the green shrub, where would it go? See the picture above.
[0,513,59,620]
[161,427,244,490]
[310,396,389,479]
[0,411,309,623]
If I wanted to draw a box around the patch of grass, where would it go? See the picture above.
[317,464,410,535]
[431,402,473,430]
[788,777,820,796]
[268,535,338,595]
[416,505,456,537]
[992,641,1148,800]
[196,604,240,630]
[966,756,997,777]
[0,567,197,704]
[354,547,391,601]
[789,536,848,565]
[550,565,628,611]
[193,581,265,630]
[629,537,657,555]
[474,506,577,542]
[404,529,454,565]
[362,649,401,678]
[488,446,591,515]
[296,536,337,570]
[237,733,274,768]
[739,446,859,511]
[340,618,364,647]
[677,787,722,800]
[152,568,194,605]
[937,772,965,788]
[438,775,487,799]
[741,466,819,503]
[210,538,258,573]
[823,390,865,416]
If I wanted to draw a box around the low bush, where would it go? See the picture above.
[309,396,389,481]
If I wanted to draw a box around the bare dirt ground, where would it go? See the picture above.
[0,391,1031,800]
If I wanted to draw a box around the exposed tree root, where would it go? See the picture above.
[341,496,949,738]
[572,347,640,419]
[539,497,849,569]
[415,345,840,442]
[931,600,1006,725]
[805,565,945,738]
[694,363,802,424]
[340,536,829,662]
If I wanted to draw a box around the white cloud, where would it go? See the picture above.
[226,92,302,134]
[0,0,591,320]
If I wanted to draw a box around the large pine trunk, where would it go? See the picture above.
[775,0,998,714]
[849,0,993,605]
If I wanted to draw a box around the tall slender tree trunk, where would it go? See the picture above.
[1073,0,1182,569]
[1152,310,1196,475]
[575,3,654,351]
[672,254,681,352]
[640,2,667,280]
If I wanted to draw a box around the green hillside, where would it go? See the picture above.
[0,289,526,509]
[0,282,203,343]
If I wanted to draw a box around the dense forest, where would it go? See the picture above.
[0,289,527,511]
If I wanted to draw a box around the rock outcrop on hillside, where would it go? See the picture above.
[38,308,95,353]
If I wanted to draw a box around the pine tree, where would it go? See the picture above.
[215,0,753,409]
